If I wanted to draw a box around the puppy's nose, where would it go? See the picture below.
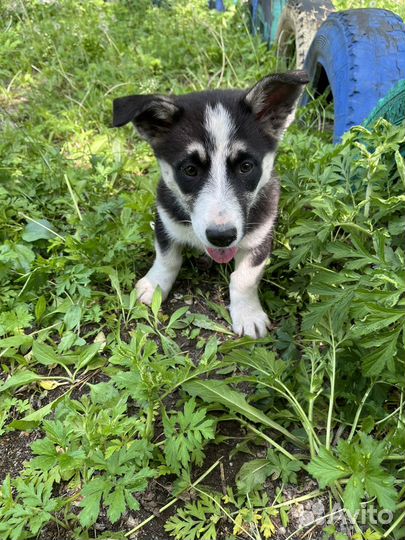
[206,226,237,247]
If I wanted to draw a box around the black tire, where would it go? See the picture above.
[302,9,405,142]
[276,0,334,69]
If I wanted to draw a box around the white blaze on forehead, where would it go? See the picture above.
[204,103,235,197]
[204,103,236,152]
[190,103,243,246]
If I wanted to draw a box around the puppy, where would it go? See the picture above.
[112,71,308,338]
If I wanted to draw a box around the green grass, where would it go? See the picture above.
[0,1,404,539]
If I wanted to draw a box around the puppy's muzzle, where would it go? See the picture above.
[206,225,237,247]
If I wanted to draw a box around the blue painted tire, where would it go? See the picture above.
[302,9,405,143]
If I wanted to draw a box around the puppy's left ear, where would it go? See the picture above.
[112,94,182,144]
[244,70,309,139]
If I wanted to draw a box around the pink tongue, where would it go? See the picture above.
[206,247,238,264]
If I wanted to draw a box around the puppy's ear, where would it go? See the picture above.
[112,94,182,143]
[244,70,309,139]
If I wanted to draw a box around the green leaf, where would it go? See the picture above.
[22,219,56,241]
[32,341,61,366]
[9,395,64,430]
[64,304,82,331]
[79,477,110,528]
[206,300,232,324]
[343,473,364,514]
[151,286,162,319]
[353,310,403,337]
[395,149,405,186]
[236,459,270,493]
[0,370,42,393]
[266,450,302,484]
[362,338,398,376]
[76,342,102,371]
[0,335,33,349]
[166,306,189,329]
[191,314,233,335]
[163,399,215,473]
[0,304,33,334]
[105,486,126,524]
[35,296,47,322]
[364,472,397,511]
[183,379,300,444]
[307,447,348,487]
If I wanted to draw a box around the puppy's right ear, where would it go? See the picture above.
[112,94,182,143]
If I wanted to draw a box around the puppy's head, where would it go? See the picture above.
[113,71,308,263]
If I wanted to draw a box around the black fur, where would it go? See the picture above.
[154,213,172,253]
[113,71,307,257]
[248,179,280,266]
[157,181,191,223]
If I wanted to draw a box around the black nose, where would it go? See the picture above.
[206,226,237,247]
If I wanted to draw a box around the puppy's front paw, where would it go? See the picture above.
[230,304,270,339]
[135,276,157,306]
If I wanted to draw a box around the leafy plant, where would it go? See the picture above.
[0,475,60,540]
[163,398,216,474]
[79,444,156,527]
[308,434,397,514]
[164,492,224,540]
[236,449,302,493]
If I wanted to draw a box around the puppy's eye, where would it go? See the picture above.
[183,165,198,177]
[239,161,254,174]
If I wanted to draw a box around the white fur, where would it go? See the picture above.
[158,159,190,210]
[229,140,247,159]
[136,239,183,304]
[187,142,207,162]
[158,205,203,249]
[253,152,275,199]
[191,104,243,246]
[240,214,276,250]
[229,250,270,338]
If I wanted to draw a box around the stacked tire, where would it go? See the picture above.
[276,0,334,68]
[301,9,405,141]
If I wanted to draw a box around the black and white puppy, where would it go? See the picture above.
[112,71,308,338]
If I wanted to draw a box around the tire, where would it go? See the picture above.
[302,9,405,143]
[364,80,405,128]
[251,0,288,45]
[276,0,334,69]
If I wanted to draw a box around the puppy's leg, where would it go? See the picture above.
[229,248,270,339]
[136,215,182,305]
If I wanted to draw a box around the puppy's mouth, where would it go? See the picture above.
[206,247,238,264]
